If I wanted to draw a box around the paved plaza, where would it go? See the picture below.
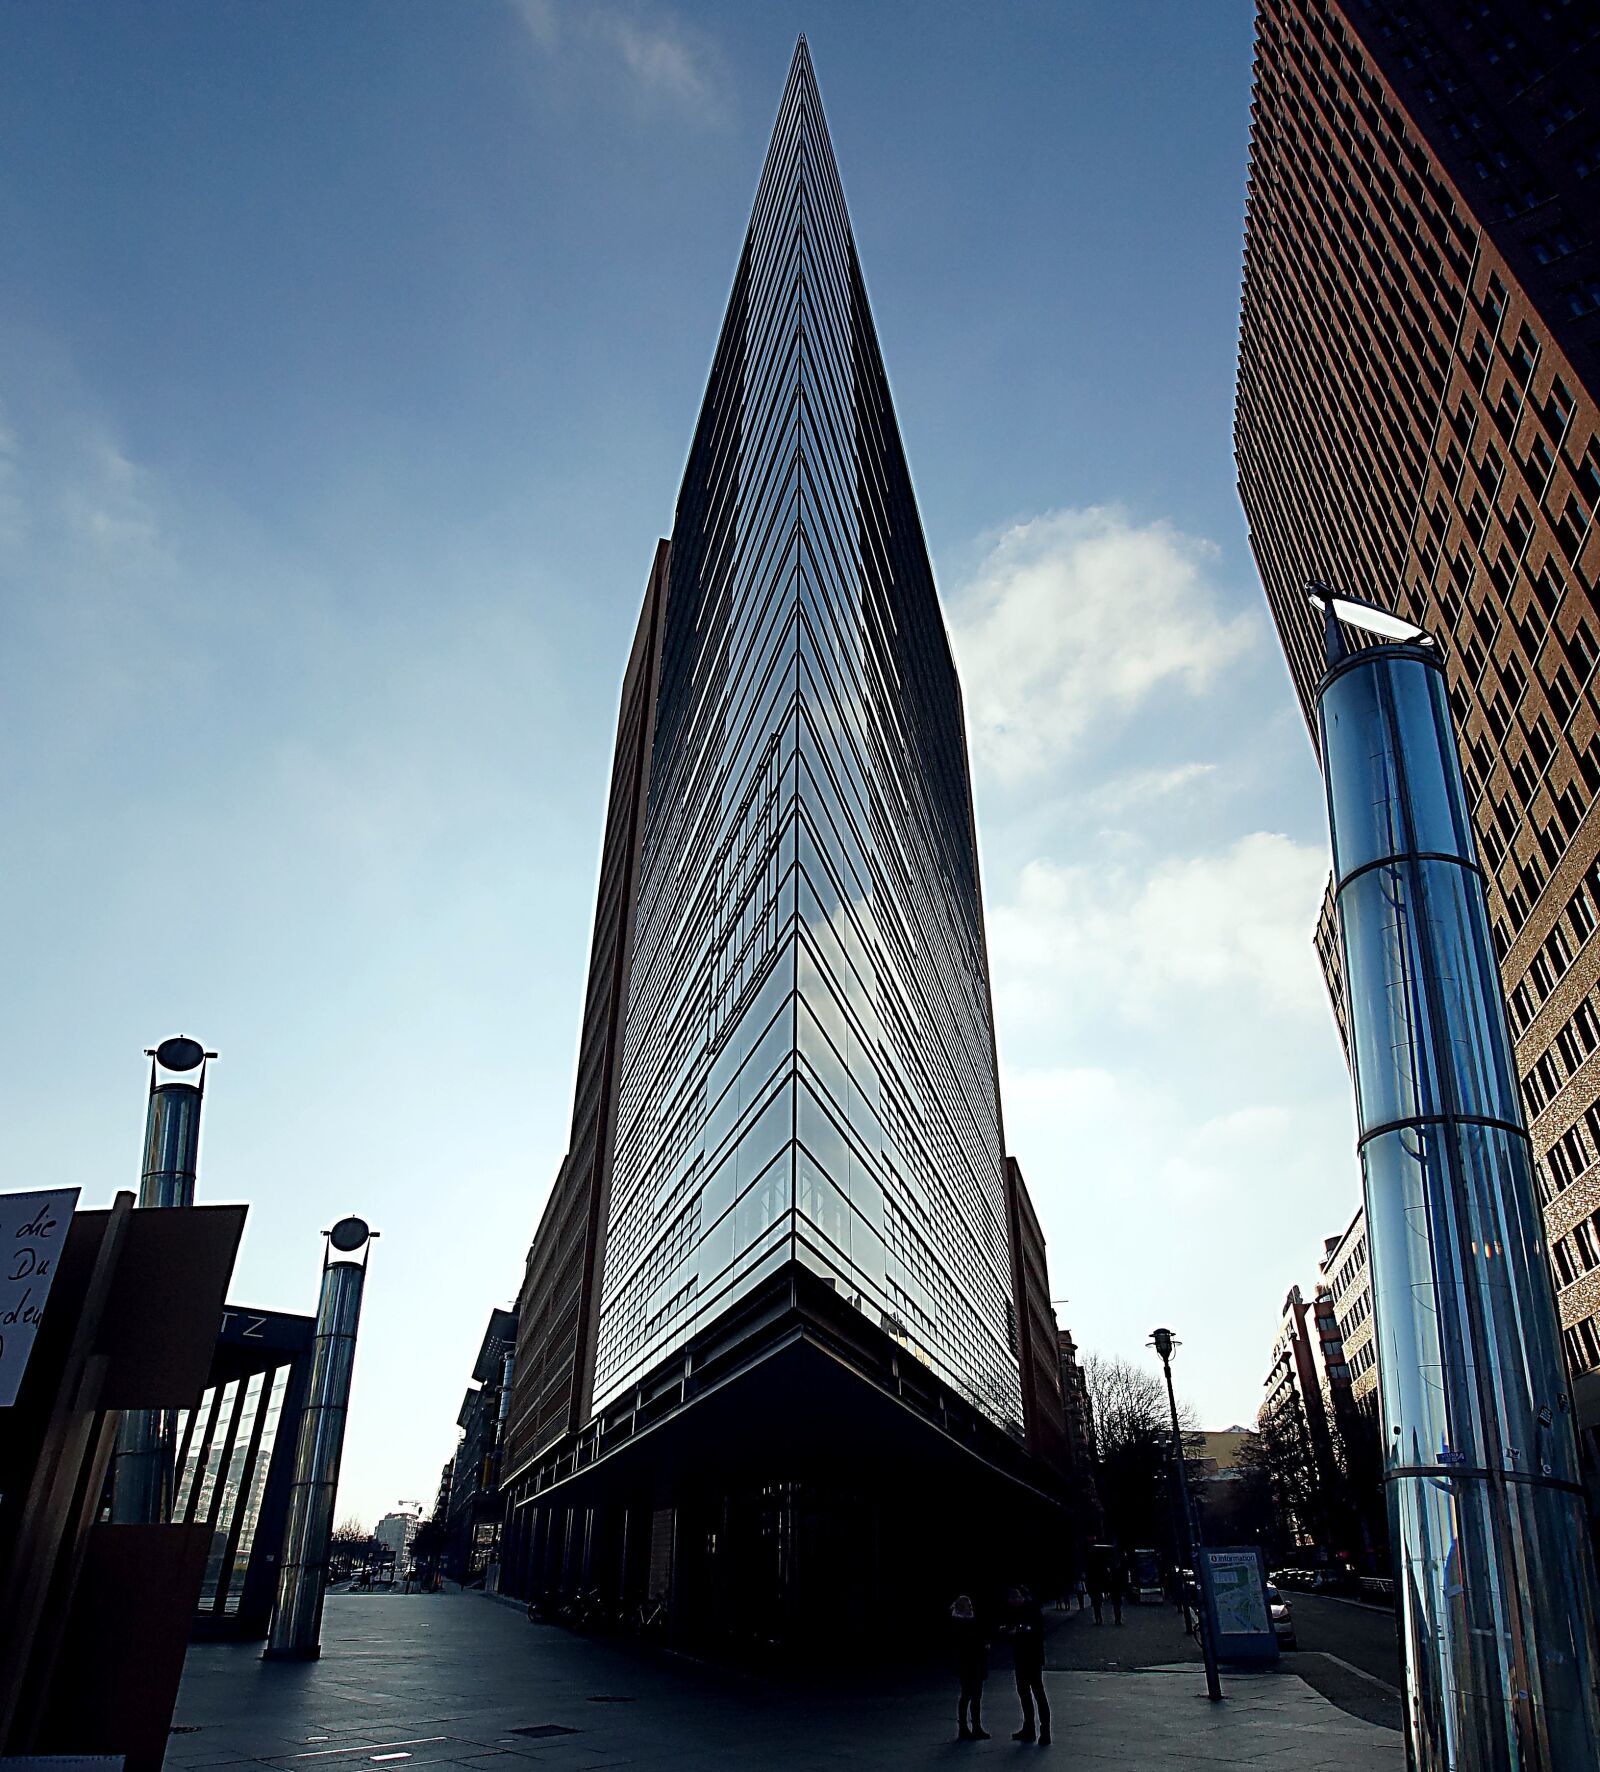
[171,1591,1405,1771]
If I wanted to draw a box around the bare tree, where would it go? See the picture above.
[329,1516,378,1582]
[1081,1352,1201,1555]
[1082,1352,1198,1457]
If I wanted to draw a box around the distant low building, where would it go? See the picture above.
[1187,1429,1252,1483]
[444,1307,518,1583]
[375,1506,422,1573]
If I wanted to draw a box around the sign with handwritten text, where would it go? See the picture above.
[0,1187,79,1407]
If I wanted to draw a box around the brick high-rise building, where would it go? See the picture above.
[494,41,1073,1644]
[1237,0,1600,1501]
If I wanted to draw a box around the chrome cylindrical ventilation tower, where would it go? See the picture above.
[1313,588,1600,1770]
[139,1035,211,1207]
[111,1035,215,1524]
[265,1216,376,1661]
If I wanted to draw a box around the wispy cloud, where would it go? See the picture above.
[508,0,729,123]
[1086,760,1216,815]
[990,830,1332,1034]
[950,506,1259,788]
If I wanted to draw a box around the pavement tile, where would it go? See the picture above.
[173,1591,1404,1772]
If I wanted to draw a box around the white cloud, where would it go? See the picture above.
[1003,1068,1301,1216]
[990,829,1332,1034]
[950,506,1259,787]
[509,0,727,120]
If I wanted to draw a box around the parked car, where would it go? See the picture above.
[1266,1585,1297,1650]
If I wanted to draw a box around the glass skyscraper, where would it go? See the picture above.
[500,40,1068,1645]
[590,39,1020,1434]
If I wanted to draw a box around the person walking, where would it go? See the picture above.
[950,1595,990,1742]
[1107,1550,1126,1626]
[1005,1585,1051,1746]
[1086,1542,1109,1625]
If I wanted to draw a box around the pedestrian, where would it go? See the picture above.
[1074,1573,1088,1613]
[1086,1542,1108,1625]
[950,1594,990,1742]
[1004,1584,1051,1746]
[1107,1551,1126,1627]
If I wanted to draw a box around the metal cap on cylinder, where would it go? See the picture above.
[152,1035,208,1072]
[328,1216,371,1254]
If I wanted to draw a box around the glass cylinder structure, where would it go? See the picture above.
[111,1051,210,1523]
[264,1227,371,1661]
[1318,636,1600,1769]
[139,1078,203,1209]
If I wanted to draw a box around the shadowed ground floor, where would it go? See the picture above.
[170,1589,1404,1771]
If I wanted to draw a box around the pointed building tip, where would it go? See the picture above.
[786,33,821,99]
[779,34,819,107]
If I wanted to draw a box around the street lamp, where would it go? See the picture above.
[1148,1327,1221,1703]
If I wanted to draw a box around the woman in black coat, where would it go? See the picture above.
[950,1594,990,1741]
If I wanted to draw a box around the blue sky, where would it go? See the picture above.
[0,1,1360,1527]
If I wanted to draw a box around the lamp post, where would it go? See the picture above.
[1149,1327,1221,1703]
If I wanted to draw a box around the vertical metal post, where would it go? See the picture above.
[264,1217,376,1661]
[110,1036,214,1524]
[1151,1328,1221,1702]
[1313,591,1600,1769]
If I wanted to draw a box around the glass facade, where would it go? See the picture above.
[589,43,1021,1433]
[174,1366,292,1614]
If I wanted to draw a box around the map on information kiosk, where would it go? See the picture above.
[1204,1550,1270,1636]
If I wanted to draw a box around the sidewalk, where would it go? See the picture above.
[170,1591,1405,1771]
